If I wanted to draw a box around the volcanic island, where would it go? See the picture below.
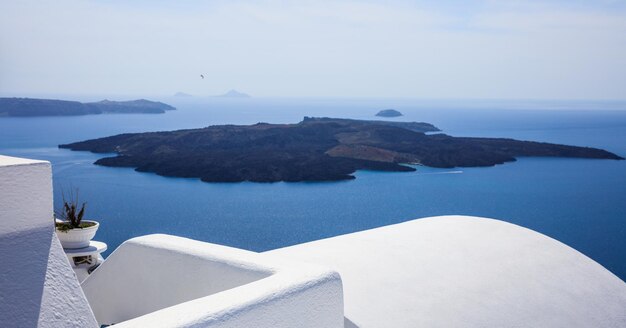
[59,117,624,182]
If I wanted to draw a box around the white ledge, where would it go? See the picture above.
[82,234,344,328]
[0,154,48,167]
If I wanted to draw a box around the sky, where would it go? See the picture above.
[1,0,625,99]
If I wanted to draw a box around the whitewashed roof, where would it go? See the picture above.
[265,215,626,327]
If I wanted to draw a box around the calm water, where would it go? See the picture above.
[1,98,625,280]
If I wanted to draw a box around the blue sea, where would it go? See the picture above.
[1,97,625,280]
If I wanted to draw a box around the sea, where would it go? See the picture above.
[1,97,625,280]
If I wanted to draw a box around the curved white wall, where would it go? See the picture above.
[0,155,97,328]
[83,234,344,328]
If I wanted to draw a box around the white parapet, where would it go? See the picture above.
[82,234,344,328]
[0,155,97,328]
[265,215,626,327]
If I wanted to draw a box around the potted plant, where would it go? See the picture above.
[54,191,99,249]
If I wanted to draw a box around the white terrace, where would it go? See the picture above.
[1,154,625,327]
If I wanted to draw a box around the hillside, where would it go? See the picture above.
[0,98,175,117]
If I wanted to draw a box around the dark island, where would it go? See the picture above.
[59,117,624,182]
[376,109,403,117]
[0,98,176,117]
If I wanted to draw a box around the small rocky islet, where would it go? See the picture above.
[375,109,403,117]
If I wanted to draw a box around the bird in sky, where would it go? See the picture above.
[200,74,204,79]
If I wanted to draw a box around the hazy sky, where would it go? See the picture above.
[1,0,625,99]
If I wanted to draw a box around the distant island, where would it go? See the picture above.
[376,109,403,117]
[173,92,193,97]
[0,98,176,117]
[59,117,623,182]
[215,89,251,98]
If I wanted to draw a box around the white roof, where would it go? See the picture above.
[264,215,626,327]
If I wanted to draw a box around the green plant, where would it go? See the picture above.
[55,190,94,231]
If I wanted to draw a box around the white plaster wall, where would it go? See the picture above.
[113,266,343,328]
[0,155,97,328]
[265,215,626,327]
[83,234,344,328]
[83,235,272,324]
